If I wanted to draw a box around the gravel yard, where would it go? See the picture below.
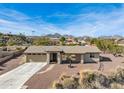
[24,54,124,89]
[0,55,23,75]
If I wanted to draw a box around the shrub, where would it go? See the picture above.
[79,70,110,89]
[79,70,95,88]
[61,77,80,89]
[110,82,124,89]
[109,66,124,84]
[16,47,22,51]
[52,67,124,89]
[59,73,71,81]
[52,81,63,89]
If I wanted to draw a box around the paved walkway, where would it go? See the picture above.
[0,62,47,89]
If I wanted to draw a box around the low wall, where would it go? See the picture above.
[0,48,26,65]
[0,51,13,58]
[0,54,13,64]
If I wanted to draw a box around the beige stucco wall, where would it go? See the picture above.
[61,54,81,62]
[84,53,99,63]
[26,54,47,62]
[75,54,81,61]
[24,52,100,63]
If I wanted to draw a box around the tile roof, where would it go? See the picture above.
[24,46,101,54]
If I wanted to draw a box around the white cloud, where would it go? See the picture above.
[0,8,66,36]
[61,5,124,37]
[0,8,30,21]
[0,5,124,37]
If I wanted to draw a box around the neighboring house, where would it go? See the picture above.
[49,38,60,45]
[65,37,78,45]
[114,39,124,46]
[78,40,87,46]
[116,39,124,46]
[24,46,101,64]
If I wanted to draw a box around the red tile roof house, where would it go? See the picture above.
[24,46,101,64]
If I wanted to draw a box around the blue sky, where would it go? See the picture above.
[0,3,124,37]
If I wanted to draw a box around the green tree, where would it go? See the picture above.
[74,38,78,42]
[90,38,124,54]
[33,37,50,46]
[0,42,5,46]
[60,37,66,45]
[7,37,16,46]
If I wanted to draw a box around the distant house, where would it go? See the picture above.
[78,40,87,46]
[115,39,124,46]
[49,38,60,45]
[24,46,101,64]
[65,37,78,45]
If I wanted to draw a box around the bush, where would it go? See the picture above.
[59,74,80,89]
[110,82,124,89]
[79,70,95,88]
[52,81,63,89]
[59,73,71,81]
[89,38,124,54]
[52,67,124,89]
[79,70,110,89]
[109,67,124,84]
[16,47,22,51]
[61,77,80,89]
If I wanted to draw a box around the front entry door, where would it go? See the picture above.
[52,53,57,62]
[50,53,57,63]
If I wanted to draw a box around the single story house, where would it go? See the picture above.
[24,46,101,64]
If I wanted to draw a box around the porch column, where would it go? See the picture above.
[25,54,28,63]
[57,52,61,64]
[47,53,50,64]
[81,54,84,64]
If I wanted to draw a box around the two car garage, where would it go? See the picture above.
[26,53,47,62]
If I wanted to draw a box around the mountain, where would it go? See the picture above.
[98,35,124,40]
[43,33,75,38]
[44,33,62,38]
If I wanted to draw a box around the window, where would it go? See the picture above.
[42,53,46,55]
[27,53,31,55]
[90,53,95,58]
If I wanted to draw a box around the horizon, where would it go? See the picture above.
[0,3,124,37]
[1,32,124,38]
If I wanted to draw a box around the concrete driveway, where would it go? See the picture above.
[0,62,47,89]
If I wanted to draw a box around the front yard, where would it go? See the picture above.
[24,53,124,89]
[0,53,123,89]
